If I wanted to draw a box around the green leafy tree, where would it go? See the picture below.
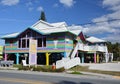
[39,11,47,21]
[106,41,113,52]
[106,42,120,61]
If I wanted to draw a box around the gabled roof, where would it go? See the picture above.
[51,22,67,27]
[69,29,81,36]
[1,32,20,39]
[31,20,54,29]
[1,20,79,39]
[86,36,106,43]
[78,32,86,41]
[31,20,68,34]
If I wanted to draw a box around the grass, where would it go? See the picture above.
[69,65,120,76]
[13,64,120,76]
[13,64,65,72]
[70,71,82,75]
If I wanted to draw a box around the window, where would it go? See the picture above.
[18,39,29,48]
[27,39,29,48]
[37,37,46,47]
[18,30,46,48]
[18,40,21,48]
[43,37,46,47]
[22,39,26,48]
[38,38,42,47]
[27,32,31,37]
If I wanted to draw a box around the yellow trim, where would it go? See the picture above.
[45,52,51,66]
[97,54,99,63]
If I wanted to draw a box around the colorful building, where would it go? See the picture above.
[0,46,3,60]
[1,20,111,68]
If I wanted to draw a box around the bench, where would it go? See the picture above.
[0,61,14,67]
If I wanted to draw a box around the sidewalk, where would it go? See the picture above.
[66,70,114,79]
[79,63,120,72]
[0,67,18,70]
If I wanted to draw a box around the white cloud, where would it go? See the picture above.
[25,1,34,11]
[80,0,120,43]
[26,1,32,7]
[59,0,75,7]
[37,6,44,11]
[1,0,19,6]
[103,0,120,11]
[102,32,120,43]
[53,3,59,7]
[28,7,34,11]
[103,0,120,7]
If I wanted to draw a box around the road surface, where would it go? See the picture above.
[0,70,120,84]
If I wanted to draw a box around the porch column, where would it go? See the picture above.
[97,54,99,63]
[46,52,50,66]
[64,52,66,58]
[76,51,78,57]
[16,53,20,65]
[81,53,84,63]
[4,53,8,61]
[94,53,96,63]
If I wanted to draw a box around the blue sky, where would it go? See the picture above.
[0,0,120,45]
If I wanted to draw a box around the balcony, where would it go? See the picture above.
[78,43,108,52]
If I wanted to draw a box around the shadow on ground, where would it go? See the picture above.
[56,81,93,84]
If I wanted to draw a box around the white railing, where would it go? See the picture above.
[78,43,84,50]
[78,43,108,52]
[64,57,80,69]
[97,46,108,52]
[56,57,80,69]
[56,58,70,69]
[71,43,79,58]
[84,45,90,51]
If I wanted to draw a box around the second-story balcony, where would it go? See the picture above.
[78,43,108,53]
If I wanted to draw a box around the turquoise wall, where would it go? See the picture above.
[4,31,75,54]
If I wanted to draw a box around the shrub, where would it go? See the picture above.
[14,64,65,72]
[54,67,65,72]
[18,66,30,70]
[33,66,42,71]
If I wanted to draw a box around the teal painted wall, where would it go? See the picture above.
[64,32,74,57]
[4,30,75,54]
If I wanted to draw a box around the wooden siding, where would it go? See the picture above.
[5,31,74,53]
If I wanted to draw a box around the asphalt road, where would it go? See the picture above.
[0,70,120,84]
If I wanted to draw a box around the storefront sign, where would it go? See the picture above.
[29,39,37,65]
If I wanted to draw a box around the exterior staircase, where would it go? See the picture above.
[56,43,80,69]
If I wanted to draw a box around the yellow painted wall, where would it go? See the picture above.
[0,46,3,59]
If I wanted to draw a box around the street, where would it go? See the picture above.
[0,70,120,84]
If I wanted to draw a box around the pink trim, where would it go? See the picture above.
[76,51,78,57]
[94,53,96,63]
[4,54,8,61]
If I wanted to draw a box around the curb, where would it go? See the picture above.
[0,67,18,70]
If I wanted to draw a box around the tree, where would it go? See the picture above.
[106,42,120,61]
[39,11,47,21]
[106,41,113,52]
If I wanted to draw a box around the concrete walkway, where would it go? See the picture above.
[79,63,120,72]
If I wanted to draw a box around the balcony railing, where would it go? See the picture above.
[78,43,108,52]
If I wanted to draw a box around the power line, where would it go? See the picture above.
[0,18,120,35]
[74,19,120,26]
